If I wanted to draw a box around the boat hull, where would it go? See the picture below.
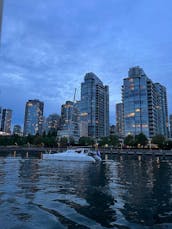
[42,150,96,162]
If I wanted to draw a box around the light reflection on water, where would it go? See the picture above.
[0,153,172,229]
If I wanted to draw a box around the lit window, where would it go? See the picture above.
[126,112,135,117]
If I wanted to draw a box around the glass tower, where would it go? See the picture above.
[13,125,22,136]
[45,113,60,135]
[170,114,172,138]
[80,72,109,139]
[122,66,168,138]
[57,101,80,142]
[1,109,12,134]
[0,106,2,130]
[116,103,124,137]
[23,99,44,136]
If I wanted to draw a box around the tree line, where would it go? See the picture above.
[0,132,172,149]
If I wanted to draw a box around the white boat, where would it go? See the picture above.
[42,148,102,162]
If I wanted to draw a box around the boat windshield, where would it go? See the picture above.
[84,149,89,154]
[75,149,82,154]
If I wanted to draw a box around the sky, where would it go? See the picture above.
[0,0,172,128]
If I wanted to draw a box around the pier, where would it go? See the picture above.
[0,146,172,157]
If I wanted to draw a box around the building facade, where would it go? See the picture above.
[1,108,12,134]
[154,83,169,138]
[80,72,109,139]
[116,103,124,137]
[45,113,60,135]
[23,99,44,136]
[169,114,172,138]
[122,66,168,138]
[13,125,22,136]
[0,106,2,130]
[57,101,80,142]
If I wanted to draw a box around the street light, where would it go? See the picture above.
[148,138,151,150]
[119,138,124,150]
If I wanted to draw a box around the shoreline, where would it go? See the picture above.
[0,146,172,156]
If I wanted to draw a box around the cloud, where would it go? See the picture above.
[0,0,172,127]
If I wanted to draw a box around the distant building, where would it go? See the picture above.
[122,66,169,138]
[0,106,2,130]
[116,103,124,137]
[1,109,12,134]
[80,72,109,139]
[45,113,60,135]
[23,99,44,136]
[13,125,22,136]
[57,101,80,142]
[110,125,116,136]
[170,114,172,138]
[79,118,88,137]
[154,83,169,138]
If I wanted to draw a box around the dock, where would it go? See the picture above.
[0,146,172,157]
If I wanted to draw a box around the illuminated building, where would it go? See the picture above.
[23,99,44,136]
[57,101,80,142]
[154,83,169,138]
[0,106,2,129]
[80,72,109,139]
[45,113,60,135]
[122,66,168,138]
[1,108,12,134]
[116,103,124,137]
[169,114,172,138]
[13,125,22,136]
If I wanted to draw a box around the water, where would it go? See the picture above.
[0,152,172,229]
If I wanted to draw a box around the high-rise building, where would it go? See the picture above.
[45,113,60,135]
[1,109,12,134]
[13,125,22,136]
[116,103,124,137]
[122,66,168,138]
[110,125,117,136]
[57,101,80,142]
[80,72,109,139]
[0,106,2,130]
[23,99,44,136]
[169,114,172,138]
[154,83,169,138]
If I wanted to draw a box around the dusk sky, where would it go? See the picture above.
[0,0,172,128]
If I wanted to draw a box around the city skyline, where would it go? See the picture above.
[0,0,172,127]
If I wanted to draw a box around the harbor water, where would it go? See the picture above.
[0,152,172,228]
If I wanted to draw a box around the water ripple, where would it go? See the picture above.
[0,154,172,228]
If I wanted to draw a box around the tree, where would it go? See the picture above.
[33,135,43,146]
[152,134,166,149]
[79,137,95,146]
[69,137,75,146]
[60,137,68,147]
[109,135,119,147]
[124,135,135,147]
[135,133,148,147]
[42,131,46,137]
[98,137,109,147]
[26,134,35,144]
[164,140,172,150]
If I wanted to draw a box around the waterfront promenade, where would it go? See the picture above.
[0,146,172,156]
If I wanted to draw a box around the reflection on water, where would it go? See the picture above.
[0,153,172,228]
